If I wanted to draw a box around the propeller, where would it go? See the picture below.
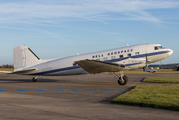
[145,51,148,68]
[142,52,148,72]
[145,51,152,69]
[143,51,156,73]
[160,60,162,69]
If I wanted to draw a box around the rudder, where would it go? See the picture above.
[13,45,40,71]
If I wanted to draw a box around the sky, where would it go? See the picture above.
[0,0,179,65]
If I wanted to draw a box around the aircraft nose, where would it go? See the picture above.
[168,49,173,56]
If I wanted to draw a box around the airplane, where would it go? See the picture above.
[0,43,173,85]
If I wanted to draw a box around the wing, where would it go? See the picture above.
[75,59,125,74]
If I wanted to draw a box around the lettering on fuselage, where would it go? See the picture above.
[92,49,133,58]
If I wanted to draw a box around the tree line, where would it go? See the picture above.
[0,64,14,68]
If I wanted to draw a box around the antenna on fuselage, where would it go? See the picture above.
[77,52,79,55]
[126,44,129,46]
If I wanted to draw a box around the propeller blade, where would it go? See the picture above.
[145,51,148,68]
[160,60,162,68]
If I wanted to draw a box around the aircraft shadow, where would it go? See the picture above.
[100,86,135,103]
[140,77,146,82]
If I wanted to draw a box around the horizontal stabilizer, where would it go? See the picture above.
[12,68,37,74]
[0,71,13,74]
[75,59,125,74]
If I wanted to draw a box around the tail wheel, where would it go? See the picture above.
[118,75,128,85]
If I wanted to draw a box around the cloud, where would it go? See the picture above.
[0,0,179,24]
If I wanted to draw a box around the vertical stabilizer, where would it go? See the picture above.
[13,45,40,71]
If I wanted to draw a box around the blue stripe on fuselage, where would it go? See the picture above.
[31,66,81,75]
[125,63,141,67]
[31,51,169,75]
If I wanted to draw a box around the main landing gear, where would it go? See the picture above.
[111,72,128,85]
[32,76,38,82]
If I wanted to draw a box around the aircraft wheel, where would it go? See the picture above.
[118,75,128,85]
[32,77,37,82]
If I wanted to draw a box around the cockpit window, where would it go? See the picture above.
[155,46,158,50]
[154,46,163,50]
[158,46,163,49]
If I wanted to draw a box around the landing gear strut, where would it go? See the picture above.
[111,72,128,85]
[32,76,38,82]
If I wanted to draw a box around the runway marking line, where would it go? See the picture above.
[1,89,127,92]
[116,89,128,92]
[0,90,6,92]
[101,89,113,91]
[35,89,46,91]
[86,89,97,91]
[70,89,81,91]
[53,89,64,91]
[16,90,26,92]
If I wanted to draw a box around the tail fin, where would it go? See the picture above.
[13,45,40,70]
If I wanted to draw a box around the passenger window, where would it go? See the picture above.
[111,56,116,59]
[73,63,77,66]
[127,53,131,57]
[135,52,139,55]
[104,57,108,61]
[120,55,123,58]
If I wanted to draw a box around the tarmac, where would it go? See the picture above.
[0,73,179,120]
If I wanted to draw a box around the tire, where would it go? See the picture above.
[32,78,37,82]
[118,75,128,85]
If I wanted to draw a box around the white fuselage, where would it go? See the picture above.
[15,43,173,76]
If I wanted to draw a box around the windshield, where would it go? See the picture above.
[154,46,163,50]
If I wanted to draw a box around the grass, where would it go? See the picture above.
[112,85,179,111]
[144,77,179,83]
[0,68,14,74]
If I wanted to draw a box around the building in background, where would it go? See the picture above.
[149,63,179,69]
